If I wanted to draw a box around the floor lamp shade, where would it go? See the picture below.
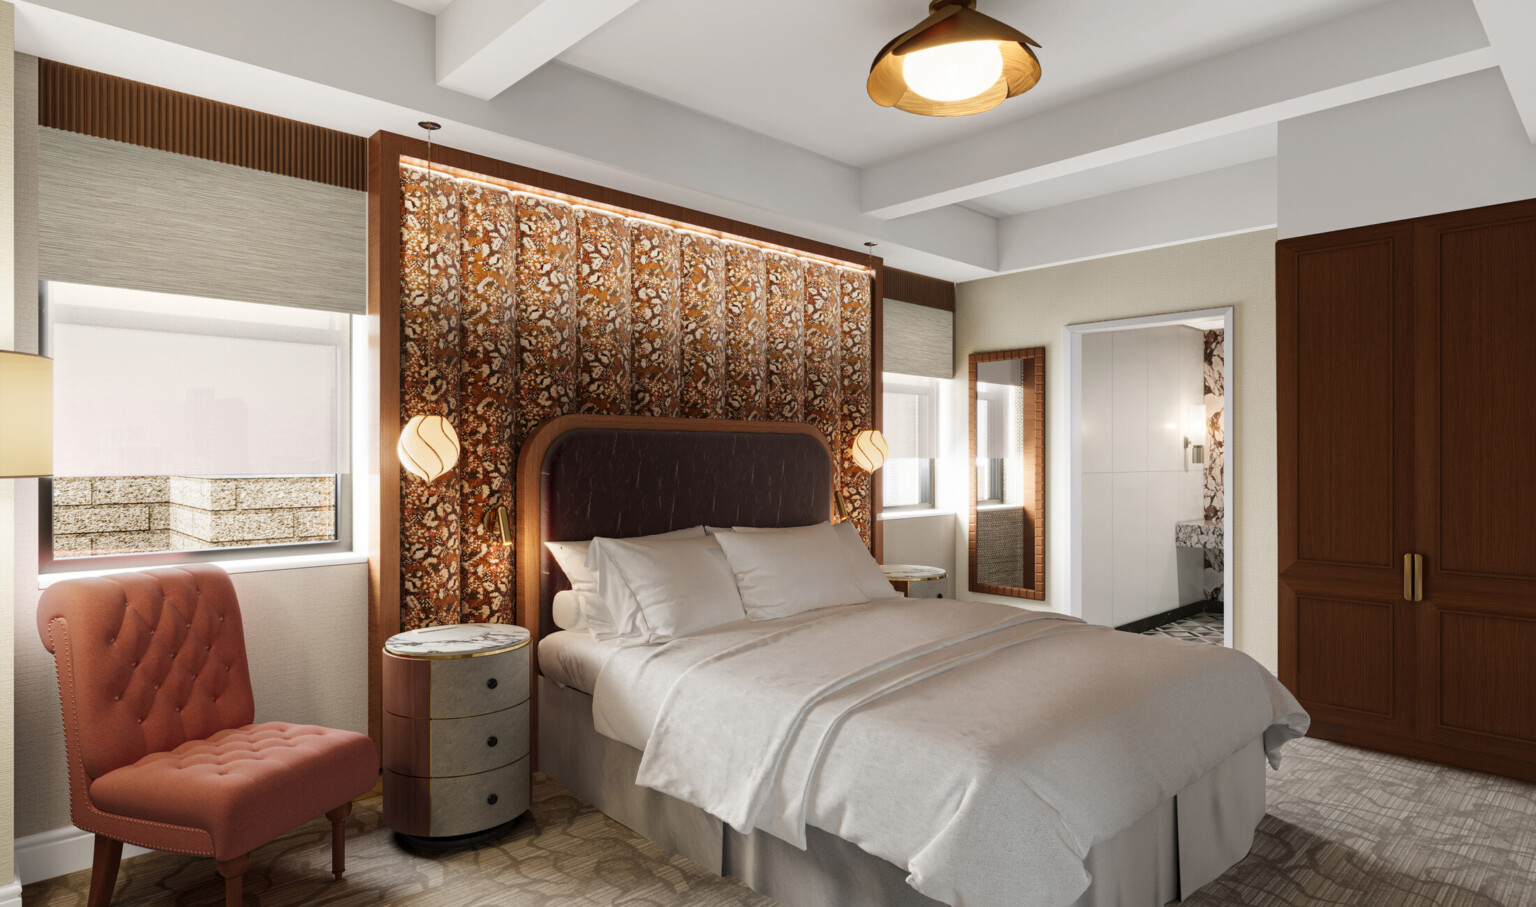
[0,351,53,477]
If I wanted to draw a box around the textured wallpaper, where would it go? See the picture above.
[399,169,874,629]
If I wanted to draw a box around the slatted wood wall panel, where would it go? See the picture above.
[39,59,366,190]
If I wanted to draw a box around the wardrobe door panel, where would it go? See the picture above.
[1414,205,1536,768]
[1277,225,1416,726]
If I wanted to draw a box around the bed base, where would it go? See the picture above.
[538,678,1265,907]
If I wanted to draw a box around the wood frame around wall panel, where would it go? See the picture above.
[39,59,367,191]
[367,130,884,746]
[968,347,1046,600]
[884,267,955,312]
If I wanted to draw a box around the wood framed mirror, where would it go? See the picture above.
[968,347,1045,599]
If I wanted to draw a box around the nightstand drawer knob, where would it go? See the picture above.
[486,677,498,689]
[487,735,498,748]
[487,793,498,806]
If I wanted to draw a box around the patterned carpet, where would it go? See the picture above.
[23,738,1536,906]
[1144,611,1225,645]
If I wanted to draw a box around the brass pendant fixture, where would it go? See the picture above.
[868,0,1042,117]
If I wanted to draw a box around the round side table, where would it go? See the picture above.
[382,623,532,849]
[881,564,947,598]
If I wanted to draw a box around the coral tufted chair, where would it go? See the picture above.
[37,565,379,906]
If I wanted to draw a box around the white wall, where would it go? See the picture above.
[954,229,1279,669]
[1279,68,1536,237]
[881,513,956,600]
[1080,326,1205,627]
[0,6,19,899]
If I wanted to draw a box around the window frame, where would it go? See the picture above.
[36,281,355,574]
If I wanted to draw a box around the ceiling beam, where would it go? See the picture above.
[862,0,1495,220]
[435,0,642,100]
[1473,0,1536,141]
[997,159,1277,275]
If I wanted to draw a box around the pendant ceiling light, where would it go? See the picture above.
[868,0,1042,117]
[397,121,462,484]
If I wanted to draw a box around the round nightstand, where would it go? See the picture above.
[382,623,532,847]
[881,564,947,598]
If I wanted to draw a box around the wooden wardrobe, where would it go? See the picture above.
[1278,196,1536,784]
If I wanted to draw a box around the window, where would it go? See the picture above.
[41,282,351,571]
[881,373,941,512]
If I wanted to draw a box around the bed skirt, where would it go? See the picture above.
[537,677,1265,907]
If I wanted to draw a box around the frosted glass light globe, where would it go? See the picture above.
[398,414,461,482]
[901,41,1005,102]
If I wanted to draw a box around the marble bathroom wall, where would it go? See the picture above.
[1202,329,1225,601]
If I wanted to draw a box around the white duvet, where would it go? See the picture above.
[592,598,1308,907]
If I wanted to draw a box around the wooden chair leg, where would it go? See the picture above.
[86,835,123,907]
[325,802,352,880]
[216,853,249,907]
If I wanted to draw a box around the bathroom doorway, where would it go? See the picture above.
[1064,308,1233,647]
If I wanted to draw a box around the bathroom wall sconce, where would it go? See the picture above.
[482,504,512,547]
[1184,404,1206,470]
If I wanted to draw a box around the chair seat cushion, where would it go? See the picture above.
[90,722,378,860]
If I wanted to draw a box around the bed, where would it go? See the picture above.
[514,414,1306,907]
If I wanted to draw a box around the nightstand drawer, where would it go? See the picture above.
[384,700,530,777]
[383,756,530,838]
[384,643,530,719]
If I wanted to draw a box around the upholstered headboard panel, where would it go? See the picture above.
[515,415,834,649]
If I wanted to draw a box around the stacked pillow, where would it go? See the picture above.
[544,521,899,645]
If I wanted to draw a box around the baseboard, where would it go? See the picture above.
[16,825,152,886]
[1114,599,1221,635]
[0,877,21,907]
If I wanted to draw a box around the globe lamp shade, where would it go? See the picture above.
[850,429,890,474]
[397,414,461,483]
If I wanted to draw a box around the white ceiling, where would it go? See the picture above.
[390,0,451,13]
[17,0,1531,280]
[553,0,1384,168]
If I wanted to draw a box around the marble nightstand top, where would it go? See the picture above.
[386,623,531,658]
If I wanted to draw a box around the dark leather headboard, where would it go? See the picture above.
[515,415,834,650]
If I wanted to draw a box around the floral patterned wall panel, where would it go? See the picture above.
[399,169,875,629]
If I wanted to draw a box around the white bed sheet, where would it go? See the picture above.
[591,597,1307,907]
[538,629,624,694]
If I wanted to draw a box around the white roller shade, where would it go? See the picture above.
[882,299,953,379]
[882,375,938,460]
[48,282,350,477]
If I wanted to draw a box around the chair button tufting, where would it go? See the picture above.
[487,793,498,806]
[487,736,498,748]
[486,678,498,690]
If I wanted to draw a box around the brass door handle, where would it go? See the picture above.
[1403,553,1424,602]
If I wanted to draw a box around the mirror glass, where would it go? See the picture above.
[969,348,1045,599]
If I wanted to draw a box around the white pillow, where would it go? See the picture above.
[551,590,590,630]
[586,535,746,644]
[733,521,901,601]
[546,526,705,636]
[831,520,902,599]
[716,522,868,620]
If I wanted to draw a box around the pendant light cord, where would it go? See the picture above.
[419,121,443,410]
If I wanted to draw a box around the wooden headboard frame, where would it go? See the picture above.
[514,413,836,649]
